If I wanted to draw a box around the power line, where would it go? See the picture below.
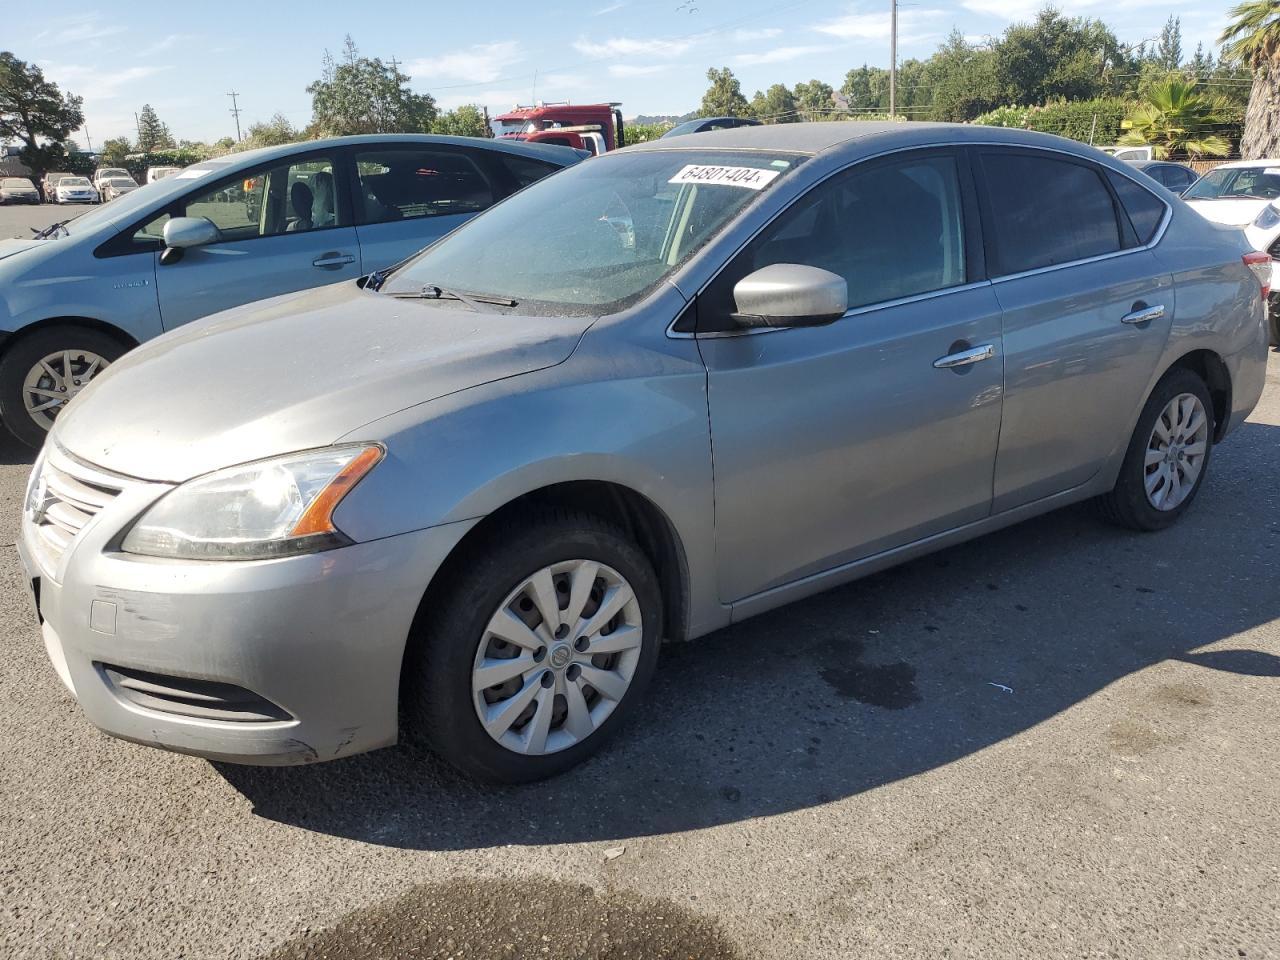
[227,91,243,142]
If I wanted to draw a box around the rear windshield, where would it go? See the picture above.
[382,149,805,315]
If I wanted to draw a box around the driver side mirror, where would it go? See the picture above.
[731,264,848,329]
[159,217,220,265]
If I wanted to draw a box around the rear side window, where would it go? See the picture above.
[1107,171,1167,244]
[980,152,1121,275]
[497,154,562,190]
[354,148,494,225]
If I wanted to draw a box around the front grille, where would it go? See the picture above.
[28,455,121,569]
[98,663,293,723]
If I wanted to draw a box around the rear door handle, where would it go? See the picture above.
[312,252,356,269]
[934,343,995,369]
[1121,303,1165,324]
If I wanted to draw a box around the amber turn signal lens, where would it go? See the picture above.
[289,446,384,538]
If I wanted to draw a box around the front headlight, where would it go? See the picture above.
[121,445,383,560]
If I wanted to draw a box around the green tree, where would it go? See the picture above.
[308,36,437,135]
[923,31,1002,121]
[699,67,749,117]
[1189,42,1216,76]
[841,64,889,109]
[748,84,797,122]
[0,51,84,183]
[793,79,835,119]
[1120,77,1232,158]
[1157,16,1184,71]
[431,104,490,137]
[100,136,132,164]
[242,112,299,148]
[136,103,173,152]
[995,8,1125,105]
[1220,0,1280,158]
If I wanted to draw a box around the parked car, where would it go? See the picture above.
[1124,159,1199,194]
[146,166,181,183]
[1183,159,1280,226]
[18,124,1268,782]
[1100,145,1155,161]
[0,134,583,446]
[40,172,72,202]
[0,177,40,204]
[92,167,131,190]
[53,177,99,204]
[99,176,140,201]
[662,116,762,138]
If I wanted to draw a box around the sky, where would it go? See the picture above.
[12,0,1240,149]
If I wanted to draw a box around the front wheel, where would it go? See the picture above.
[0,326,125,448]
[404,508,662,783]
[1096,367,1214,531]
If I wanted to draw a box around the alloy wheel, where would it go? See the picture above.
[21,350,110,432]
[1144,392,1209,511]
[471,559,644,756]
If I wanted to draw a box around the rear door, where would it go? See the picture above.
[149,150,361,329]
[699,149,1006,602]
[349,144,562,273]
[975,148,1174,511]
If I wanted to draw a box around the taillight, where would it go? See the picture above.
[1243,250,1272,299]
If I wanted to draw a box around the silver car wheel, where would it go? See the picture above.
[22,349,110,431]
[471,559,644,756]
[1144,392,1209,511]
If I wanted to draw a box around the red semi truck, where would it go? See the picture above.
[491,102,625,155]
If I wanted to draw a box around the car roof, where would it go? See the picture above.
[623,121,1118,160]
[1211,158,1280,169]
[222,133,582,168]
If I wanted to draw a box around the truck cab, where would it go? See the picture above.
[492,102,625,154]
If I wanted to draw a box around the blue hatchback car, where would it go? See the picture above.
[0,134,582,446]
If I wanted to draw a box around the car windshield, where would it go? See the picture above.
[1185,166,1280,200]
[62,178,90,186]
[382,149,805,315]
[2,178,31,187]
[61,169,208,237]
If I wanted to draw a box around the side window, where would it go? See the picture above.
[1107,170,1167,244]
[980,152,1120,275]
[701,154,968,329]
[354,148,495,225]
[133,211,171,245]
[498,154,562,191]
[1172,168,1196,192]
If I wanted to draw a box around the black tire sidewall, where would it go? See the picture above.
[409,515,663,784]
[0,327,127,449]
[1112,368,1215,531]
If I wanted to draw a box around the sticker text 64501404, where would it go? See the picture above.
[668,164,781,190]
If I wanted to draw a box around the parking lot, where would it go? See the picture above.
[2,204,1279,960]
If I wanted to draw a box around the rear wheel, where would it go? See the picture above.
[1097,367,1214,531]
[0,326,126,448]
[403,508,662,783]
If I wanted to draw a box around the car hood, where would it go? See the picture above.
[0,238,40,261]
[55,282,593,482]
[1185,197,1269,226]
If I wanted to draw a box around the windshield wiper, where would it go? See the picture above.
[31,220,70,239]
[385,283,517,311]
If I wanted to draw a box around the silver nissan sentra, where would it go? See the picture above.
[18,123,1270,782]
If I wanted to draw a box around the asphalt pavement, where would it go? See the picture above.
[1,203,1279,959]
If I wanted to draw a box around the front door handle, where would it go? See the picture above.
[312,252,356,269]
[934,343,995,369]
[1121,303,1165,325]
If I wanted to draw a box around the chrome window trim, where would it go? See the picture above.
[666,138,1173,340]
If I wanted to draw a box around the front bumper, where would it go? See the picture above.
[18,446,475,765]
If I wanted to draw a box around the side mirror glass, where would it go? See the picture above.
[732,263,848,329]
[162,216,220,250]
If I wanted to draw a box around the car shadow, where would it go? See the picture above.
[0,432,36,467]
[217,420,1280,851]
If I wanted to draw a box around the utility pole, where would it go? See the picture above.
[134,111,142,146]
[82,122,93,154]
[889,0,898,118]
[227,91,243,142]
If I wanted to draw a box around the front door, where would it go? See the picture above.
[697,150,1006,602]
[151,152,361,329]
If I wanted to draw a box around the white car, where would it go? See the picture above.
[100,176,139,201]
[54,177,99,204]
[92,167,131,190]
[1183,159,1280,228]
[146,166,181,183]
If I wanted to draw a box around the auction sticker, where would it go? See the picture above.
[668,164,781,190]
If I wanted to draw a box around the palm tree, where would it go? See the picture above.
[1221,0,1280,158]
[1120,78,1232,159]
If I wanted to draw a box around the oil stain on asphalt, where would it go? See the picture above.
[260,877,742,960]
[818,636,920,709]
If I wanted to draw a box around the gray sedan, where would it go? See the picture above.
[19,123,1270,783]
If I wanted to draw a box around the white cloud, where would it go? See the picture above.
[609,63,667,77]
[137,34,184,58]
[39,62,171,101]
[811,6,943,45]
[572,36,696,60]
[732,28,783,42]
[405,41,523,85]
[594,1,628,14]
[735,45,832,66]
[35,15,126,45]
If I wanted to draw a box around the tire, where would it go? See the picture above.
[403,507,662,783]
[0,325,127,448]
[1096,367,1215,531]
